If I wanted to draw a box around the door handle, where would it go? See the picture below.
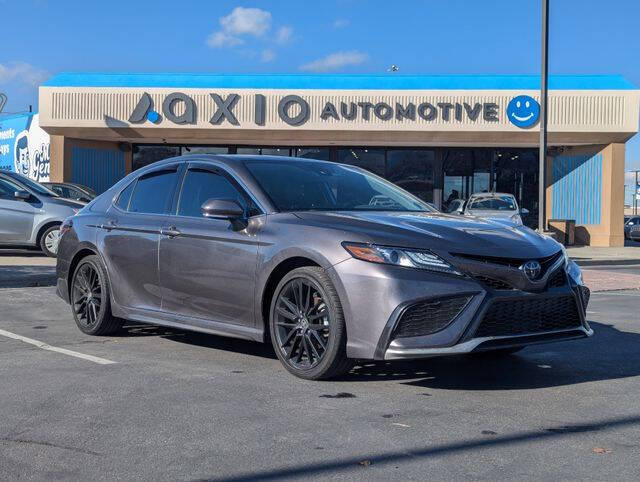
[100,219,118,231]
[160,226,181,238]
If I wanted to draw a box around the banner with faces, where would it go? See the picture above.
[0,113,50,182]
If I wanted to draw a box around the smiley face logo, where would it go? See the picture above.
[506,95,540,128]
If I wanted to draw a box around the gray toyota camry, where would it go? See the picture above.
[56,155,591,380]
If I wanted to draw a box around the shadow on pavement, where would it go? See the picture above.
[118,323,278,359]
[201,414,640,481]
[0,265,57,288]
[116,321,640,390]
[345,322,640,390]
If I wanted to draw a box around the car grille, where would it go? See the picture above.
[472,275,514,291]
[474,295,581,338]
[546,269,566,288]
[453,250,563,275]
[394,295,472,338]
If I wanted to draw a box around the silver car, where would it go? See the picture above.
[55,156,590,380]
[448,192,529,226]
[0,170,84,257]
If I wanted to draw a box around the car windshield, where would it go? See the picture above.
[468,196,516,211]
[8,172,58,196]
[244,159,434,212]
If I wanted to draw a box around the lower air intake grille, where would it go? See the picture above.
[395,296,471,338]
[474,296,581,337]
[580,286,590,311]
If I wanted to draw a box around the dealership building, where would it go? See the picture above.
[30,73,640,246]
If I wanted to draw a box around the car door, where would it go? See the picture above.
[98,165,181,312]
[158,163,262,327]
[0,176,36,243]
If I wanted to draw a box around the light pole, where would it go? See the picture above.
[538,0,549,233]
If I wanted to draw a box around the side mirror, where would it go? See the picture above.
[520,208,530,215]
[201,199,244,219]
[14,190,30,200]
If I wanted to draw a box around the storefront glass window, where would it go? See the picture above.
[295,148,330,161]
[183,146,229,155]
[336,148,385,176]
[132,146,181,171]
[236,147,261,155]
[260,148,291,156]
[386,149,436,202]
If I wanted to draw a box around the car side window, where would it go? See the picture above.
[115,180,136,210]
[177,168,249,218]
[129,169,179,215]
[0,177,24,200]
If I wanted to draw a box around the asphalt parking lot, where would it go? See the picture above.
[1,257,640,480]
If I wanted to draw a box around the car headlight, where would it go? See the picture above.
[342,242,462,276]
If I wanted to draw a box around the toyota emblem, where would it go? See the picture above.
[520,260,542,281]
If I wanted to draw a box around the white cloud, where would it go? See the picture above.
[261,49,276,62]
[0,61,49,87]
[221,6,271,36]
[206,31,244,48]
[275,25,293,45]
[333,18,349,29]
[299,50,369,72]
[207,7,272,48]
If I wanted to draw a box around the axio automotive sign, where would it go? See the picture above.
[128,92,540,129]
[0,113,50,182]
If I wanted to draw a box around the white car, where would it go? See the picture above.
[445,192,529,226]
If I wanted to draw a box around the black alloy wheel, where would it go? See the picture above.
[70,255,122,335]
[270,266,352,380]
[73,262,102,327]
[274,277,330,369]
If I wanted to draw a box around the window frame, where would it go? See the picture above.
[172,162,264,219]
[112,164,181,215]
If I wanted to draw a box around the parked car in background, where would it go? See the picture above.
[624,215,640,239]
[0,171,84,257]
[445,192,528,226]
[43,182,96,203]
[56,155,591,380]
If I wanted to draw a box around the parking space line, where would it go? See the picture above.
[0,328,116,365]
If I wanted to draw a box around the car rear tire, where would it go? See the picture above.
[40,225,61,257]
[70,255,122,335]
[269,266,352,380]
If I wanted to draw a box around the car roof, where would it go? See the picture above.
[468,192,516,199]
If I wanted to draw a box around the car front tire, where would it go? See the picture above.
[70,255,122,335]
[269,266,352,380]
[40,225,61,257]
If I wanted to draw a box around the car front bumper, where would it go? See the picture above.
[328,257,591,361]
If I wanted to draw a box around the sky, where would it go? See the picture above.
[1,0,639,202]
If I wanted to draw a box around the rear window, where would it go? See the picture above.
[128,169,179,214]
[468,196,516,211]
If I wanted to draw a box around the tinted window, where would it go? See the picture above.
[468,196,517,211]
[129,169,178,214]
[245,160,433,212]
[336,148,385,176]
[178,169,248,217]
[115,180,135,210]
[0,177,24,200]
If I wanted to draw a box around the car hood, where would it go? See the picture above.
[292,211,559,258]
[46,196,86,209]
